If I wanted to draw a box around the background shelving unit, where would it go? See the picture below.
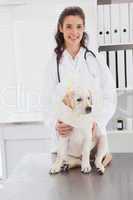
[98,0,133,4]
[97,0,133,135]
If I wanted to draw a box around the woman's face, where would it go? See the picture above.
[59,15,85,48]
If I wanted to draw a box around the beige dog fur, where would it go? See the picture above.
[63,89,112,168]
[50,89,112,174]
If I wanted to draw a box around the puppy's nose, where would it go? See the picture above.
[85,106,92,113]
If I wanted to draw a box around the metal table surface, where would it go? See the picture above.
[1,153,133,200]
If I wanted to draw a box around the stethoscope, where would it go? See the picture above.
[56,47,96,83]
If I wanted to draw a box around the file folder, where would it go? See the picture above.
[117,50,125,89]
[97,5,104,46]
[110,4,120,44]
[109,51,117,88]
[103,4,111,44]
[119,3,129,43]
[126,49,133,89]
[129,3,133,42]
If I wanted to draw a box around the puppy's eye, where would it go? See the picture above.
[88,97,90,100]
[77,97,82,102]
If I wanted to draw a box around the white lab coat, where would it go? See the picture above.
[43,47,117,150]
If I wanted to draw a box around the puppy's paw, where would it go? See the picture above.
[49,160,69,175]
[95,161,105,175]
[49,164,62,174]
[61,163,69,172]
[81,161,92,174]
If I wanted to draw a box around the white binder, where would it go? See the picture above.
[110,4,120,44]
[103,4,111,44]
[117,50,125,89]
[129,3,133,42]
[109,51,116,88]
[119,3,129,43]
[126,49,133,89]
[97,5,104,46]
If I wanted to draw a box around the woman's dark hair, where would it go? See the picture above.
[54,6,89,64]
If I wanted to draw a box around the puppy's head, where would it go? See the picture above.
[62,88,93,115]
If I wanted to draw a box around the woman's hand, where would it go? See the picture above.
[55,120,74,137]
[56,121,96,137]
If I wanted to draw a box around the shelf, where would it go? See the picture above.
[116,88,133,97]
[116,88,133,92]
[99,43,133,52]
[97,0,133,5]
[108,130,133,134]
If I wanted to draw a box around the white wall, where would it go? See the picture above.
[0,0,97,122]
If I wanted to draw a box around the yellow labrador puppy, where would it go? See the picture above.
[50,87,111,175]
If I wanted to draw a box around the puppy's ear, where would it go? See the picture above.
[62,90,75,110]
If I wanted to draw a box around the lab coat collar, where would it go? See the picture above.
[63,46,85,61]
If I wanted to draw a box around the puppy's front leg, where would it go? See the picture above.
[81,127,92,174]
[50,137,69,174]
[95,135,108,175]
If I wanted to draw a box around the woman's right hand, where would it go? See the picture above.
[55,120,74,137]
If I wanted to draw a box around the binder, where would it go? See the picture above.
[126,49,133,89]
[109,51,117,88]
[103,4,111,44]
[97,5,104,46]
[117,50,125,89]
[129,3,133,42]
[119,3,129,43]
[110,4,120,44]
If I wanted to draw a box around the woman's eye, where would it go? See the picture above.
[77,98,82,102]
[77,25,82,29]
[66,25,71,29]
